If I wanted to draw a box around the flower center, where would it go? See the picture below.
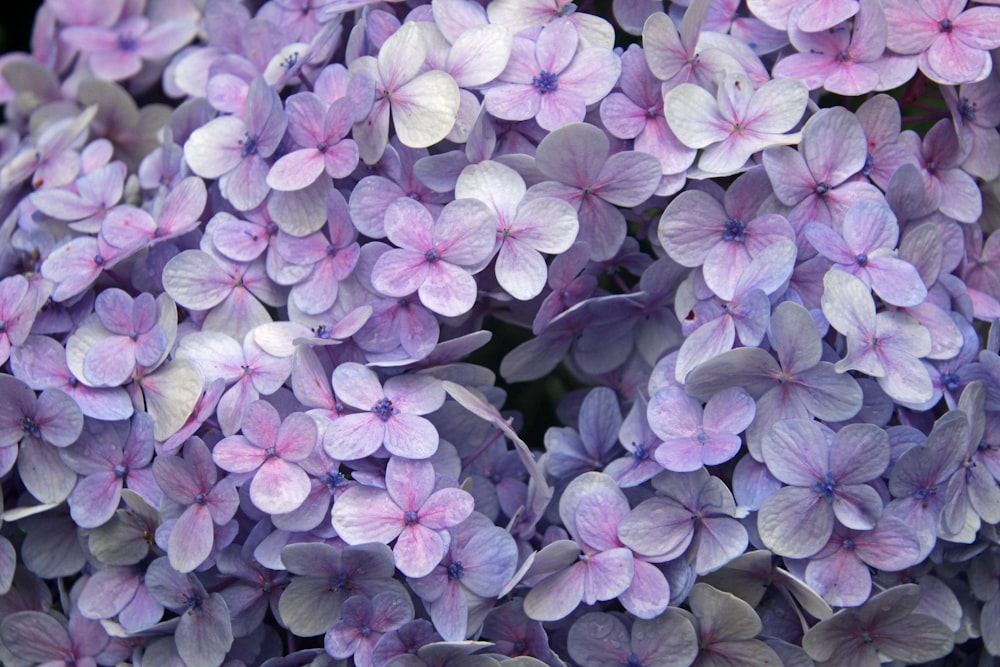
[114,463,129,479]
[117,34,137,52]
[404,510,419,525]
[941,371,960,392]
[815,181,830,196]
[20,416,40,438]
[811,471,839,503]
[373,397,395,421]
[424,248,440,262]
[959,97,977,123]
[448,561,465,579]
[239,132,259,158]
[939,17,953,32]
[532,70,559,93]
[856,253,868,266]
[722,219,746,242]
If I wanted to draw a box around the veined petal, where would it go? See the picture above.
[392,71,460,149]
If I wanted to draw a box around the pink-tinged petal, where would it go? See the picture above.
[866,256,927,307]
[35,388,84,447]
[386,457,436,511]
[241,399,281,447]
[704,387,756,434]
[593,151,662,207]
[79,566,141,620]
[954,7,1000,49]
[497,238,548,300]
[761,420,829,485]
[395,523,448,578]
[523,562,585,621]
[83,335,135,387]
[663,82,729,149]
[923,35,991,85]
[620,559,671,619]
[383,414,440,459]
[267,149,325,191]
[674,316,737,383]
[419,261,478,317]
[582,548,634,605]
[483,83,541,122]
[384,197,435,251]
[418,488,475,530]
[0,611,73,662]
[331,485,404,544]
[745,77,810,134]
[323,140,360,179]
[512,196,579,253]
[692,515,749,574]
[372,249,429,297]
[138,19,197,59]
[447,25,513,88]
[384,374,444,414]
[832,484,883,530]
[220,153,271,211]
[250,457,311,514]
[324,413,385,460]
[68,471,122,528]
[275,412,317,461]
[183,116,247,179]
[162,250,234,310]
[392,71,461,149]
[648,387,702,439]
[796,0,859,31]
[168,504,214,572]
[331,362,385,409]
[434,199,496,266]
[617,497,694,561]
[758,487,833,558]
[212,435,266,473]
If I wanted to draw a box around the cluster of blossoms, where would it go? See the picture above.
[4,0,1000,664]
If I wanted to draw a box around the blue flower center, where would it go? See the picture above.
[621,654,644,667]
[856,253,868,266]
[914,486,936,508]
[314,324,331,339]
[330,572,351,592]
[941,371,960,392]
[94,254,105,266]
[448,561,465,579]
[722,219,746,242]
[114,463,129,478]
[939,17,953,32]
[696,431,708,443]
[959,97,977,122]
[324,470,347,492]
[0,320,7,333]
[194,492,207,505]
[630,442,650,462]
[373,397,395,421]
[117,34,137,52]
[842,538,855,551]
[404,510,419,525]
[811,471,839,503]
[185,593,203,615]
[532,70,559,93]
[424,248,440,262]
[815,181,830,196]
[239,132,259,158]
[20,417,40,438]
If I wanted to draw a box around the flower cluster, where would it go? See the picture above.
[2,0,1000,664]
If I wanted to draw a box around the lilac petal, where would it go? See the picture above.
[168,504,214,573]
[761,420,829,486]
[35,388,84,447]
[267,148,326,191]
[19,436,77,503]
[332,485,404,544]
[866,256,928,307]
[68,471,121,528]
[418,488,474,531]
[618,497,694,561]
[383,414,440,459]
[704,387,756,434]
[250,458,311,514]
[83,335,136,387]
[79,566,141,620]
[176,593,233,667]
[523,563,585,621]
[183,115,246,178]
[331,362,385,410]
[384,374,445,415]
[497,239,548,301]
[395,524,448,578]
[832,484,883,530]
[372,249,431,297]
[619,559,672,620]
[758,487,832,558]
[830,423,889,483]
[0,611,72,662]
[212,435,266,474]
[693,515,749,574]
[324,413,385,461]
[419,262,478,317]
[392,71,461,150]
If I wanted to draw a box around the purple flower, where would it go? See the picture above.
[332,456,474,577]
[62,15,196,81]
[408,512,518,640]
[758,419,889,558]
[821,269,934,404]
[454,160,579,301]
[278,541,406,637]
[349,22,460,164]
[685,583,783,665]
[152,437,240,573]
[647,386,755,472]
[323,363,444,460]
[325,591,415,667]
[483,19,620,132]
[0,275,50,368]
[567,610,698,667]
[0,609,111,667]
[267,92,359,191]
[664,70,808,176]
[370,197,495,318]
[802,584,953,663]
[885,0,1000,84]
[527,122,662,261]
[184,76,288,211]
[60,413,157,529]
[212,399,318,515]
[805,200,928,307]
